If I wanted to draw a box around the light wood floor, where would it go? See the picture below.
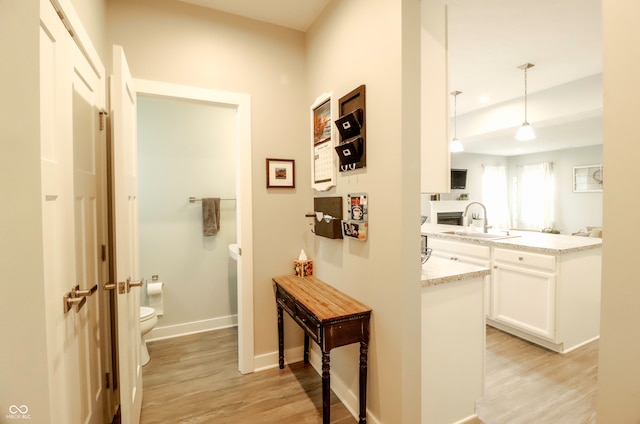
[472,326,598,424]
[140,325,597,424]
[140,327,355,423]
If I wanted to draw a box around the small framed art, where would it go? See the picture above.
[266,158,295,188]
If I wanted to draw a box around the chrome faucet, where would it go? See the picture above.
[463,201,490,233]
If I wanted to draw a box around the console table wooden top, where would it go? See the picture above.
[272,275,372,321]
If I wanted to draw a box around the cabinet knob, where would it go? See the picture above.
[518,256,524,261]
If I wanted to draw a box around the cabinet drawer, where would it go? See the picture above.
[295,304,321,342]
[276,287,297,316]
[494,248,555,271]
[429,238,490,260]
[277,287,322,342]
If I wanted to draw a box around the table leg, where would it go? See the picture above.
[277,305,284,369]
[322,351,331,424]
[304,333,310,364]
[359,340,368,424]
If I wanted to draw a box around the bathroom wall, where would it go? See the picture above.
[137,95,238,333]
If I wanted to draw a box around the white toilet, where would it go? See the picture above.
[140,306,158,366]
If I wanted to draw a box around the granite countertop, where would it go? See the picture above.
[421,256,491,287]
[421,223,602,255]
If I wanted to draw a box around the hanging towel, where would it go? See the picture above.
[202,197,221,236]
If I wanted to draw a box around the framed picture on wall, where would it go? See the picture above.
[310,92,337,191]
[573,164,603,192]
[266,158,295,188]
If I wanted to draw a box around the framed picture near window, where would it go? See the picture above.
[266,158,295,188]
[573,164,603,192]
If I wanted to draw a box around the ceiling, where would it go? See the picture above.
[447,0,603,156]
[178,0,330,32]
[178,0,603,156]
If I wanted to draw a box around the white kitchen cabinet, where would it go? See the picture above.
[488,246,601,353]
[428,238,490,265]
[421,0,450,193]
[428,238,491,314]
[491,249,556,339]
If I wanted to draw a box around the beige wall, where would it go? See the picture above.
[0,1,52,420]
[306,0,422,420]
[108,0,422,420]
[106,0,312,356]
[70,0,108,59]
[597,0,640,421]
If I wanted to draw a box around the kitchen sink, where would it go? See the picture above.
[440,231,518,240]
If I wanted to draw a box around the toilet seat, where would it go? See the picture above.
[140,306,156,321]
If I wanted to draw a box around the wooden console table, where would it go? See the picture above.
[273,275,372,424]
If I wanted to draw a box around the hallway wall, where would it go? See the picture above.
[305,0,422,421]
[106,0,311,355]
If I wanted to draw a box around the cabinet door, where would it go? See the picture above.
[492,263,556,339]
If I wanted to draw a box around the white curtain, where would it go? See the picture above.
[518,162,555,230]
[482,165,511,230]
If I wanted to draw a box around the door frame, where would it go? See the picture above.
[133,78,255,374]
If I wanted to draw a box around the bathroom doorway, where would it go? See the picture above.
[134,79,254,373]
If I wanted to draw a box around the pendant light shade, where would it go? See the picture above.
[516,122,535,141]
[450,90,464,152]
[516,63,535,141]
[450,138,464,153]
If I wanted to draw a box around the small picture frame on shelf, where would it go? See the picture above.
[266,158,295,188]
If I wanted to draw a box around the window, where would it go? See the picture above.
[482,165,511,230]
[514,162,555,231]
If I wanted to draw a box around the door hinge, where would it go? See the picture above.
[105,372,111,389]
[55,10,75,37]
[99,111,108,131]
[101,244,107,262]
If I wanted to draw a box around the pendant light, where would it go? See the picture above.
[450,90,464,152]
[516,63,535,141]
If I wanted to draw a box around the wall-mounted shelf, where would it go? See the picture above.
[342,192,368,241]
[335,85,366,172]
[313,196,343,239]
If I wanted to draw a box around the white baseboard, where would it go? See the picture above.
[254,345,380,424]
[307,348,381,424]
[145,314,238,342]
[453,414,479,424]
[253,346,305,372]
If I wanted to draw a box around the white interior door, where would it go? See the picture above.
[110,44,143,424]
[71,34,109,424]
[40,0,108,422]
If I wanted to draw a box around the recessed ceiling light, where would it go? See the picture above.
[479,96,490,104]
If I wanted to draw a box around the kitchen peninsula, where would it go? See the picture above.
[422,223,603,354]
[421,257,490,423]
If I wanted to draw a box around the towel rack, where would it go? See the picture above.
[189,196,236,203]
